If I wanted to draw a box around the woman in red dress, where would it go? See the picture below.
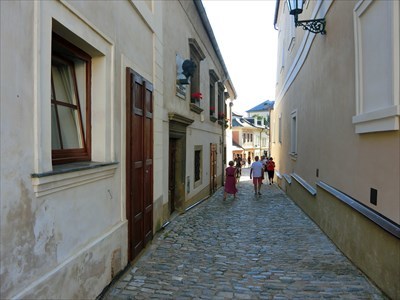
[223,161,238,200]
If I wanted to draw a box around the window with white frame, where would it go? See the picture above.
[217,83,225,121]
[51,33,91,164]
[278,113,282,143]
[48,19,112,169]
[352,0,400,133]
[31,16,114,193]
[194,145,203,188]
[209,70,219,120]
[290,110,297,154]
[189,39,205,108]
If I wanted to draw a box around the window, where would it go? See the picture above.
[51,33,91,164]
[217,82,225,121]
[278,113,282,143]
[290,110,297,155]
[353,0,400,133]
[194,146,203,188]
[189,39,205,108]
[209,70,219,120]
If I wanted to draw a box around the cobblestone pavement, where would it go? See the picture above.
[101,169,386,299]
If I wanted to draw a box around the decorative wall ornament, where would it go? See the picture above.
[176,54,197,99]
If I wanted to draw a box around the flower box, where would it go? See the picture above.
[191,92,203,100]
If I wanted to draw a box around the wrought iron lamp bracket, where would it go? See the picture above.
[295,15,326,35]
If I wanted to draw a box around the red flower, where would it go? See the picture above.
[191,92,203,99]
[210,106,215,111]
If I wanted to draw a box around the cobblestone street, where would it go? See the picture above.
[101,169,385,299]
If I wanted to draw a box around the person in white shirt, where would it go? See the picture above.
[250,156,264,195]
[261,156,268,183]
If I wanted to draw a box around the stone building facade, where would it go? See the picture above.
[272,0,399,298]
[0,1,235,298]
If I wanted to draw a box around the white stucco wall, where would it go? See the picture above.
[161,0,234,206]
[0,0,162,298]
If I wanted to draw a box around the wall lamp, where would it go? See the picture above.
[287,0,326,35]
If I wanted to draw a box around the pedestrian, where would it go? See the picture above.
[234,154,242,182]
[223,161,237,200]
[250,156,264,195]
[266,157,276,185]
[261,156,267,182]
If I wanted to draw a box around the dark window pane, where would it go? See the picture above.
[51,104,61,149]
[194,150,201,181]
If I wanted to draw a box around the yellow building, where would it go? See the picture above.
[272,0,399,298]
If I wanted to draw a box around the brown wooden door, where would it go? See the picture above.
[210,143,217,194]
[126,67,153,261]
[168,139,177,214]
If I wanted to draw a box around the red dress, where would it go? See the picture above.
[224,166,238,194]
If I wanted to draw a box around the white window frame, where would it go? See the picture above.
[32,2,115,193]
[352,0,400,133]
[194,145,203,188]
[290,110,298,156]
[278,113,282,144]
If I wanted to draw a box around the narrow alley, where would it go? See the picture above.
[100,169,385,299]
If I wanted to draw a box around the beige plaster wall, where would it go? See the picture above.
[273,0,399,223]
[284,180,399,299]
[0,0,162,298]
[272,0,399,297]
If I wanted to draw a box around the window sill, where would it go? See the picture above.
[289,152,298,160]
[190,103,203,114]
[210,116,218,122]
[352,105,399,133]
[31,162,118,197]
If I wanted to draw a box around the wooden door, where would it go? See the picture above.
[126,67,153,261]
[168,139,177,214]
[210,143,217,194]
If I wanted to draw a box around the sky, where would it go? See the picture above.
[202,0,278,115]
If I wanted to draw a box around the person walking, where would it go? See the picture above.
[223,161,237,200]
[261,156,267,183]
[266,157,276,185]
[250,156,264,195]
[234,154,242,182]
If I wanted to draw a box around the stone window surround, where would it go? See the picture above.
[352,0,400,134]
[32,1,115,189]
